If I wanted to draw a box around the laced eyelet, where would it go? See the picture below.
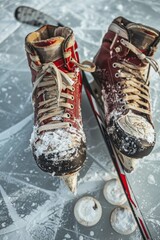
[115,73,119,78]
[112,63,117,68]
[115,46,121,53]
[121,84,126,89]
[120,39,125,45]
[121,105,126,110]
[72,87,75,91]
[67,113,70,118]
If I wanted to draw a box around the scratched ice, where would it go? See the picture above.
[0,0,160,239]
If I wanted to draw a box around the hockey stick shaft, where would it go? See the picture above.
[15,6,63,27]
[14,6,152,239]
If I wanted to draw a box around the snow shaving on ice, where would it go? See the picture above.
[30,124,86,160]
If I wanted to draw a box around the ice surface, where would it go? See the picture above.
[0,0,160,240]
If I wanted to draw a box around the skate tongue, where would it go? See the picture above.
[26,26,76,66]
[33,36,64,63]
[111,17,159,51]
[126,23,158,50]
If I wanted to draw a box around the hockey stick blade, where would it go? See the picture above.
[14,6,153,239]
[15,6,63,27]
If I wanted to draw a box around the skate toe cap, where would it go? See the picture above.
[31,129,86,175]
[110,112,155,158]
[34,141,86,175]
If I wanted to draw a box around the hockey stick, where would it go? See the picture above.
[14,6,152,239]
[15,5,63,27]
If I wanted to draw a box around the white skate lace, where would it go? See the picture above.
[113,38,160,114]
[28,52,95,133]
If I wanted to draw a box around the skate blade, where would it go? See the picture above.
[61,171,78,193]
[115,148,137,173]
[89,79,104,109]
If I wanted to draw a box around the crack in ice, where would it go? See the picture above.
[0,114,33,143]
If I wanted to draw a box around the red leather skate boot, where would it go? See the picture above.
[92,17,160,158]
[25,25,95,176]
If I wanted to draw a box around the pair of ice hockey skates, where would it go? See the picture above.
[25,16,160,187]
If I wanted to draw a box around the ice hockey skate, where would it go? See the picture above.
[25,25,95,191]
[89,79,137,172]
[92,16,160,160]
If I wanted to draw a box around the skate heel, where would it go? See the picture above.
[115,147,138,173]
